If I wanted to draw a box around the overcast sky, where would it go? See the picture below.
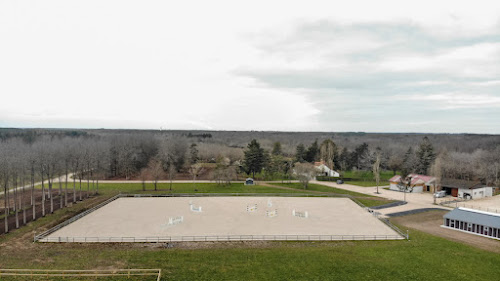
[1,1,499,133]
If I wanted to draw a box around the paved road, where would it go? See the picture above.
[0,174,72,196]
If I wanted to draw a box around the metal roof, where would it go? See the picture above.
[441,178,485,189]
[444,207,500,228]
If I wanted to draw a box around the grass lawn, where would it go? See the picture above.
[96,182,307,194]
[34,182,310,195]
[2,185,500,280]
[268,183,395,207]
[1,220,500,280]
[341,170,398,187]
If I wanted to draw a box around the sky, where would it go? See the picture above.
[1,0,499,133]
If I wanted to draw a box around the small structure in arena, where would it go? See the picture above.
[442,207,500,240]
[167,216,184,226]
[245,178,255,186]
[292,209,309,218]
[267,199,273,207]
[266,209,278,218]
[246,203,258,212]
[189,202,202,212]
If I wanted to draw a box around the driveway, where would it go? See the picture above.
[311,180,452,216]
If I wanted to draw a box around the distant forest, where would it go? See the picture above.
[1,128,499,186]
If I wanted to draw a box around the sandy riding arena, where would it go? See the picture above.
[40,196,404,242]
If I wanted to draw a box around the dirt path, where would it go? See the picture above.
[391,210,500,253]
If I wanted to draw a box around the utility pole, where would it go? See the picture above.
[404,176,412,203]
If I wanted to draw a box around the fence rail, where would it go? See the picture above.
[34,194,122,242]
[0,268,161,281]
[38,234,405,243]
[438,199,500,214]
[35,193,409,242]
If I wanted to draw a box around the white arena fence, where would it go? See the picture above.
[438,199,500,214]
[34,193,409,242]
[38,234,405,243]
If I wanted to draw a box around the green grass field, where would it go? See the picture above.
[1,225,500,280]
[97,182,304,194]
[341,170,398,187]
[34,182,309,196]
[266,183,395,207]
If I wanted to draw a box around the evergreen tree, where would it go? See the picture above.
[402,147,416,176]
[350,143,370,170]
[272,142,282,156]
[295,144,306,163]
[338,147,350,172]
[415,136,436,174]
[243,139,266,178]
[305,140,320,162]
[189,143,199,164]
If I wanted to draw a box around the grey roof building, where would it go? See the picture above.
[443,207,500,240]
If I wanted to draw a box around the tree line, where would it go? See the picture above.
[1,130,499,233]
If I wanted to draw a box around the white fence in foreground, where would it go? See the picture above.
[38,234,405,243]
[0,269,161,281]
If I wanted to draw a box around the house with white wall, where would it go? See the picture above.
[314,161,340,177]
[388,174,436,193]
[441,179,493,199]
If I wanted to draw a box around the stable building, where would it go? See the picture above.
[388,174,436,193]
[443,207,500,240]
[441,178,493,199]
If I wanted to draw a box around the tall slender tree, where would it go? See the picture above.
[415,136,436,174]
[320,139,337,170]
[243,139,267,178]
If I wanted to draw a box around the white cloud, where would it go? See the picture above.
[395,93,500,109]
[0,0,500,133]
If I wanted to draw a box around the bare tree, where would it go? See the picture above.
[320,139,337,170]
[372,153,381,194]
[430,153,443,204]
[148,159,164,191]
[294,162,316,189]
[167,163,177,191]
[189,163,204,189]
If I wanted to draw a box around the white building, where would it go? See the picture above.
[443,207,500,240]
[314,162,340,177]
[458,186,493,199]
[388,174,436,193]
[441,179,493,199]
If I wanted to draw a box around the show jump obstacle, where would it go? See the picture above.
[189,202,202,212]
[292,209,309,218]
[246,204,258,212]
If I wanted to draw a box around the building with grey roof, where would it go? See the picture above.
[443,207,500,240]
[440,178,493,199]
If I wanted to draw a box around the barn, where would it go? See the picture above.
[388,174,436,193]
[441,179,493,199]
[443,207,500,240]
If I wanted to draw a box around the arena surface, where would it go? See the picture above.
[43,197,403,242]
